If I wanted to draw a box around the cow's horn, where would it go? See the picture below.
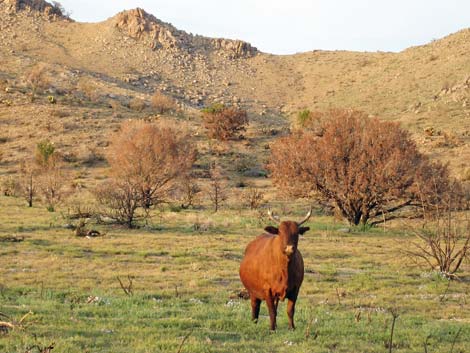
[298,207,312,225]
[267,208,280,223]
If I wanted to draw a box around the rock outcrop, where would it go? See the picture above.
[113,8,257,58]
[114,8,182,51]
[0,0,65,19]
[210,38,257,58]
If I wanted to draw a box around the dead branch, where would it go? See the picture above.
[25,342,55,353]
[387,308,399,353]
[0,235,25,242]
[176,329,194,353]
[117,275,134,296]
[449,327,462,353]
[0,311,33,332]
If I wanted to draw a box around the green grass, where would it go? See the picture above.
[0,196,469,352]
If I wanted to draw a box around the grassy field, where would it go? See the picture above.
[0,196,469,353]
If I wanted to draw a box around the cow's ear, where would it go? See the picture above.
[264,226,279,234]
[299,227,310,235]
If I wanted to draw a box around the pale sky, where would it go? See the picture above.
[58,0,469,54]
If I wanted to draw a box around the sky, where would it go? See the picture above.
[58,0,470,55]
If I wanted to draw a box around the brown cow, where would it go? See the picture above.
[239,208,311,330]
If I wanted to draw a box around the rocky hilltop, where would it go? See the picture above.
[114,8,257,58]
[0,0,66,19]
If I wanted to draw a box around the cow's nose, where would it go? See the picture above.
[285,245,295,256]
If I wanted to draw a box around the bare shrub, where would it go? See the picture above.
[129,97,147,112]
[404,203,470,279]
[207,163,228,212]
[241,187,265,210]
[63,191,97,220]
[95,121,196,227]
[25,63,50,102]
[77,78,100,102]
[37,153,67,212]
[177,176,201,209]
[268,109,462,226]
[17,140,68,210]
[1,176,19,197]
[95,180,141,228]
[151,91,177,114]
[18,159,37,207]
[201,103,248,141]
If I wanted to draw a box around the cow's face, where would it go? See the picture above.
[265,221,310,257]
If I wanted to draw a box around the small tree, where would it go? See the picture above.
[268,109,461,226]
[18,160,37,207]
[26,63,50,102]
[96,121,197,227]
[201,104,248,140]
[151,91,177,114]
[207,163,228,212]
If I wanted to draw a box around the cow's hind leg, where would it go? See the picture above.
[266,295,278,331]
[250,295,261,323]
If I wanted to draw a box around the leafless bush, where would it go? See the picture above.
[77,78,100,102]
[151,91,177,114]
[62,191,97,221]
[268,109,463,226]
[25,63,50,102]
[1,176,18,197]
[80,146,105,166]
[18,160,37,207]
[37,153,68,211]
[177,176,201,209]
[201,104,248,141]
[129,97,147,112]
[207,163,228,212]
[404,203,470,279]
[241,187,265,210]
[95,180,141,228]
[17,141,69,210]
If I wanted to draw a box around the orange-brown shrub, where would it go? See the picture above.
[96,121,197,227]
[151,91,177,114]
[268,109,462,226]
[201,104,248,141]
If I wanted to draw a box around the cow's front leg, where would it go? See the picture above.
[250,295,261,323]
[287,298,297,330]
[266,295,277,331]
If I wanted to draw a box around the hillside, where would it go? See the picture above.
[0,0,469,182]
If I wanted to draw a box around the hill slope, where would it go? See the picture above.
[0,0,469,180]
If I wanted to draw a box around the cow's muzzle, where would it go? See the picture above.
[284,245,295,256]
